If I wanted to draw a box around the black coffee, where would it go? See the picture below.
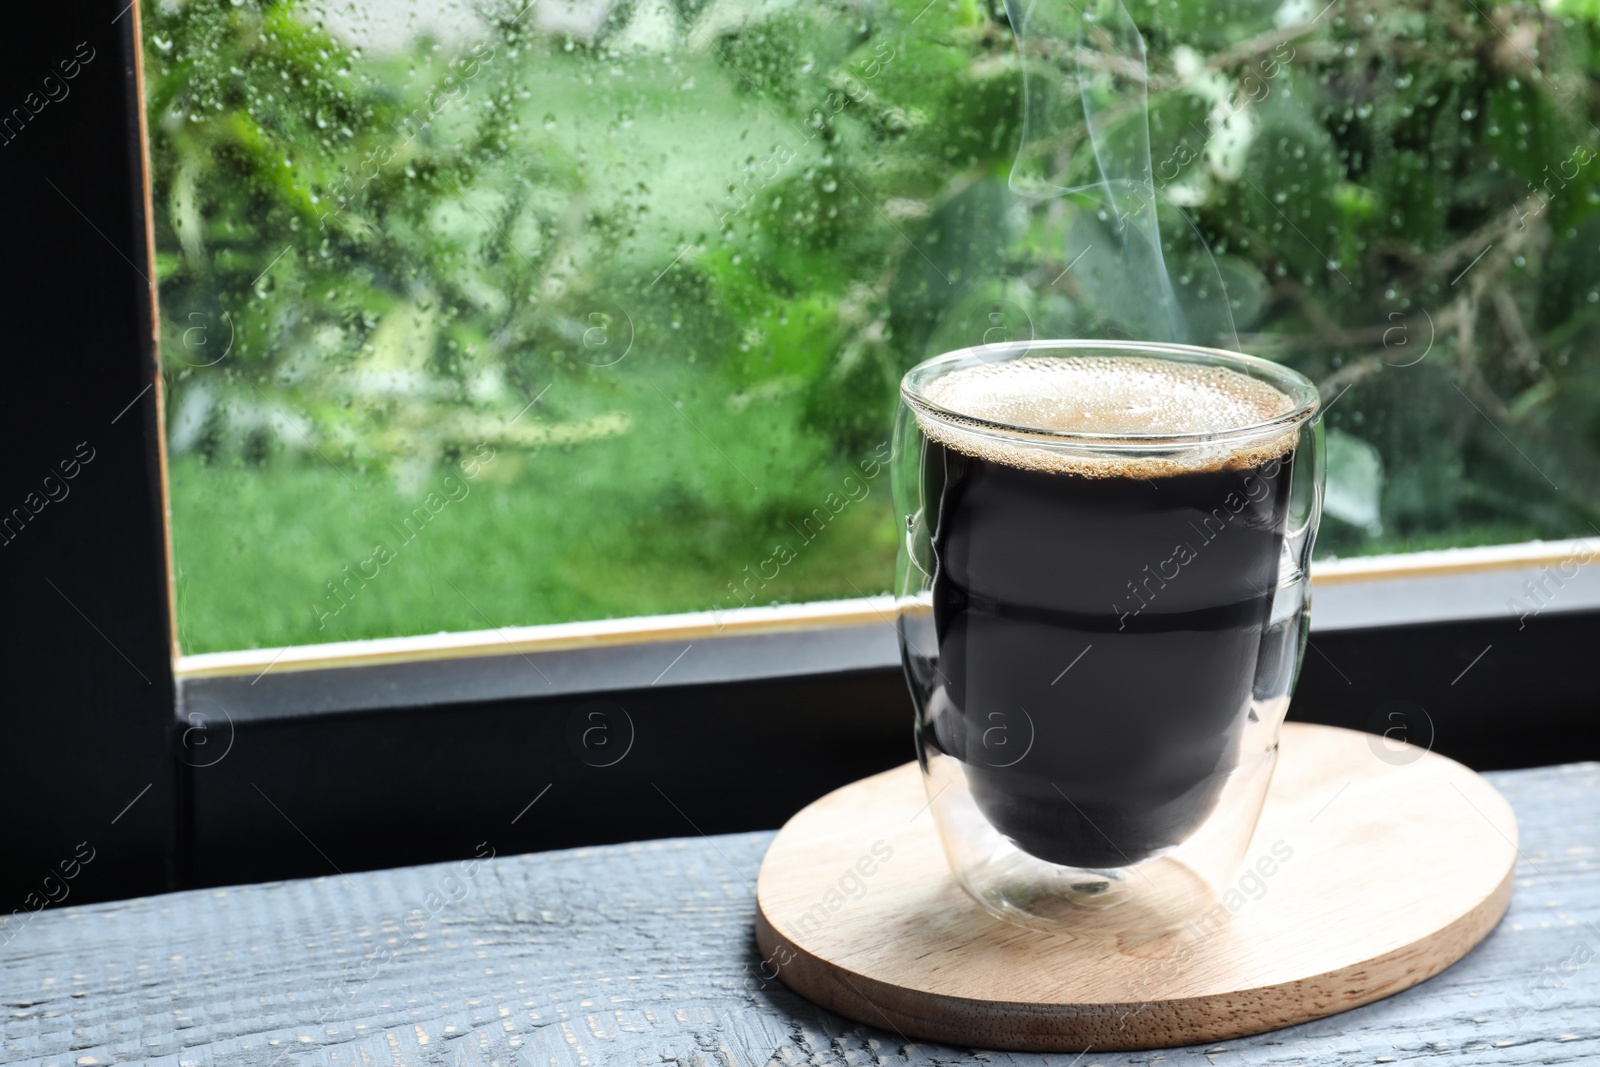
[911,356,1296,869]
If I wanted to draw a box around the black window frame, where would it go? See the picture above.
[4,0,1598,911]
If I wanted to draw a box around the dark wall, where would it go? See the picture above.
[1290,612,1600,773]
[183,669,911,889]
[0,4,177,914]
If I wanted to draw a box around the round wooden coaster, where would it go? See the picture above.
[755,722,1517,1052]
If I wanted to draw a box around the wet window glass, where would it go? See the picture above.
[146,0,1600,652]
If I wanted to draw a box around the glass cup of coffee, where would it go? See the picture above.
[892,339,1324,937]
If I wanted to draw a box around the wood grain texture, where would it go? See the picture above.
[754,725,1519,1051]
[1,759,1597,1067]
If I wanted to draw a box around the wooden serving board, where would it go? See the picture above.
[754,722,1518,1052]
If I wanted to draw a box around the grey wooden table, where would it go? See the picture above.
[4,762,1597,1067]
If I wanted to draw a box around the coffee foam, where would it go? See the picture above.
[915,355,1301,478]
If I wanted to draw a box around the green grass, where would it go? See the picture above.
[170,452,899,653]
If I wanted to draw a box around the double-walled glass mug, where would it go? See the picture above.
[892,339,1324,937]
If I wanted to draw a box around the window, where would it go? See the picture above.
[147,0,1600,657]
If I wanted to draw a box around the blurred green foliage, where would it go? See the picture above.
[147,0,1600,652]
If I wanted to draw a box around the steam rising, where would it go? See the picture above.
[1003,0,1241,350]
